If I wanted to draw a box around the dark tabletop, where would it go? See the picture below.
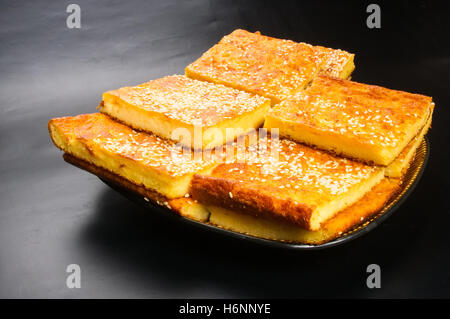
[1,0,450,298]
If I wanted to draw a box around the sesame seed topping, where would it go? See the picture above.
[186,29,353,101]
[271,75,431,149]
[70,113,221,178]
[214,135,380,202]
[106,75,269,127]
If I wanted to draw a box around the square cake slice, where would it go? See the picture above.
[100,75,270,149]
[207,178,401,244]
[265,75,433,166]
[48,113,220,199]
[185,29,354,104]
[191,136,384,231]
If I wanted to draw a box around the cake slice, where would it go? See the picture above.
[48,113,221,199]
[100,75,270,149]
[64,151,399,245]
[191,136,385,231]
[313,45,355,79]
[207,178,401,244]
[385,106,433,177]
[264,75,433,166]
[185,29,354,104]
[63,153,210,222]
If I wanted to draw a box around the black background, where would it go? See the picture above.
[1,0,450,298]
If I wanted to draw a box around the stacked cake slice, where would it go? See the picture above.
[264,75,434,176]
[48,113,221,199]
[100,75,270,149]
[48,29,433,244]
[186,29,354,104]
[191,136,385,231]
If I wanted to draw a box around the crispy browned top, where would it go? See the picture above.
[103,75,269,127]
[220,137,379,196]
[191,135,381,227]
[50,113,219,177]
[186,29,353,101]
[270,75,432,149]
[313,45,354,78]
[322,178,401,232]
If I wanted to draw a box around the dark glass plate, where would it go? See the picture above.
[100,138,429,250]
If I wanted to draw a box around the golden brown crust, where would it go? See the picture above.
[64,152,401,244]
[62,153,200,217]
[287,75,431,147]
[206,177,402,244]
[321,178,402,233]
[385,107,433,177]
[267,75,433,165]
[191,136,383,230]
[313,45,354,78]
[191,172,313,227]
[65,150,402,245]
[185,29,354,103]
[48,113,217,177]
[102,74,269,127]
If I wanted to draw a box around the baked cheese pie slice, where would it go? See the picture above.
[48,113,222,199]
[191,135,384,231]
[185,29,354,104]
[100,75,270,149]
[265,75,433,166]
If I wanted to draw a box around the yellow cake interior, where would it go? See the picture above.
[47,28,434,245]
[206,178,401,244]
[168,198,211,222]
[308,168,384,230]
[101,75,271,149]
[191,136,386,231]
[101,94,270,149]
[385,104,433,177]
[264,76,433,166]
[49,113,219,199]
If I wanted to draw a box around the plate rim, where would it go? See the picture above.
[101,137,430,250]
